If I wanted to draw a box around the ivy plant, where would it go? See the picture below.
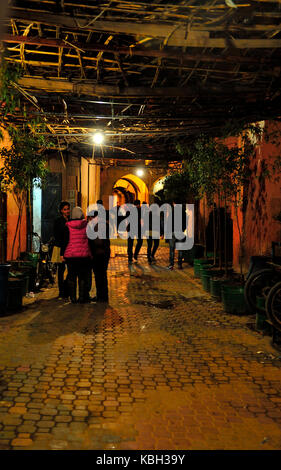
[161,169,195,203]
[0,55,22,117]
[176,126,260,276]
[0,129,49,259]
[0,54,51,259]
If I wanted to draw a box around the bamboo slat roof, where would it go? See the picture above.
[1,0,281,163]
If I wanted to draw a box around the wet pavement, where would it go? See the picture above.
[0,245,281,450]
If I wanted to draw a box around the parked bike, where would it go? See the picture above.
[266,273,281,331]
[32,232,56,289]
[244,266,281,315]
[244,242,281,332]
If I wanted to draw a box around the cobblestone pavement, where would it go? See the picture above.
[0,245,281,450]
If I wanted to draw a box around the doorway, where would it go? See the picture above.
[113,174,148,205]
[0,192,7,262]
[41,172,62,243]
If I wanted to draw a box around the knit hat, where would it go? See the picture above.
[72,206,84,220]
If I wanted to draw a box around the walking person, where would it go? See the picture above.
[143,200,163,264]
[166,201,186,270]
[127,199,143,264]
[87,209,110,303]
[51,200,70,299]
[61,206,92,303]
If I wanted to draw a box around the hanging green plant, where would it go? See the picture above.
[176,125,261,275]
[0,132,49,192]
[0,126,49,259]
[161,169,195,203]
[0,54,22,117]
[0,53,50,145]
[0,54,52,259]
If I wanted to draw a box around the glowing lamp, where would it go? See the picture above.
[136,168,144,177]
[92,132,104,144]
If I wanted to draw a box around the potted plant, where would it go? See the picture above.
[0,54,50,259]
[0,55,50,309]
[0,129,49,255]
[177,134,231,288]
[212,128,263,313]
[0,216,10,315]
[221,122,281,314]
[160,169,203,265]
[0,217,7,264]
[176,123,263,311]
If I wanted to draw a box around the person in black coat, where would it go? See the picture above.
[127,199,143,264]
[51,201,70,298]
[87,209,110,303]
[166,201,187,270]
[143,200,164,264]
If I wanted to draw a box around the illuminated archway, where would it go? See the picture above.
[150,176,167,203]
[113,173,149,205]
[152,176,166,195]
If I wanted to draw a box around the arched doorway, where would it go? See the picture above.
[151,176,167,202]
[113,174,149,205]
[206,207,233,263]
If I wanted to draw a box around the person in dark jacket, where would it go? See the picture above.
[61,206,92,303]
[166,201,186,270]
[51,200,70,299]
[127,199,143,264]
[87,209,110,303]
[143,200,163,264]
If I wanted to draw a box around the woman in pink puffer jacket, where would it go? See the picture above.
[61,207,92,303]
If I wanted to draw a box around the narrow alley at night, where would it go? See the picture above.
[1,0,281,455]
[0,244,281,451]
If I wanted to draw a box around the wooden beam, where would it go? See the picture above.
[7,9,281,48]
[3,34,273,64]
[7,1,250,24]
[18,76,264,98]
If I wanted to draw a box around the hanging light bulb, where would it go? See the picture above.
[92,132,104,144]
[136,168,144,177]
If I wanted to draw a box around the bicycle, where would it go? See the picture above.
[32,232,56,289]
[244,242,281,315]
[266,270,281,332]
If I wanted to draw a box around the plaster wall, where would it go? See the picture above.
[197,124,281,273]
[238,121,281,270]
[0,127,27,260]
[48,153,80,213]
[80,157,88,214]
[48,154,102,217]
